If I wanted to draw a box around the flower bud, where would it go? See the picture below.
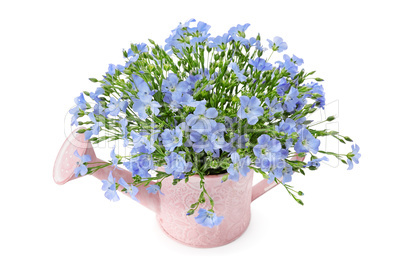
[232,96,240,103]
[211,160,219,169]
[186,209,195,216]
[220,159,231,169]
[326,116,336,122]
[221,174,229,183]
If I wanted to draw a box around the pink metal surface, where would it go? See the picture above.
[53,128,302,248]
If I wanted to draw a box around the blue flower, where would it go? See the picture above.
[208,33,231,51]
[283,87,299,113]
[253,135,283,172]
[291,55,304,66]
[266,160,287,184]
[187,69,217,92]
[237,96,264,125]
[189,131,214,153]
[276,78,290,96]
[90,87,104,103]
[107,64,116,76]
[101,172,120,202]
[84,112,104,140]
[119,118,129,147]
[249,57,272,71]
[282,163,294,183]
[107,64,125,76]
[190,34,211,47]
[227,153,251,182]
[249,37,265,51]
[132,75,154,103]
[295,95,307,111]
[93,103,106,117]
[110,146,118,168]
[74,150,91,177]
[190,123,226,154]
[132,97,161,120]
[125,49,139,67]
[223,116,238,130]
[222,134,248,155]
[252,135,280,158]
[130,131,156,154]
[164,19,196,55]
[276,118,297,135]
[123,158,139,178]
[123,154,154,179]
[265,96,284,119]
[188,21,211,35]
[69,93,87,126]
[161,126,183,151]
[186,102,218,134]
[306,82,325,109]
[267,36,288,52]
[228,62,247,82]
[305,156,329,168]
[118,178,139,201]
[347,144,361,170]
[105,97,128,117]
[162,73,192,107]
[164,152,193,179]
[228,23,250,36]
[280,56,298,78]
[285,138,293,149]
[146,184,164,195]
[162,74,189,95]
[134,154,155,179]
[136,43,148,53]
[228,23,251,46]
[295,128,321,154]
[194,208,223,228]
[185,73,203,89]
[210,123,227,150]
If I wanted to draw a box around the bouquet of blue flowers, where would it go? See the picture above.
[69,19,360,227]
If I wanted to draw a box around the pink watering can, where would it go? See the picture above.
[54,128,298,248]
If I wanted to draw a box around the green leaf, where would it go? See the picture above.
[89,78,98,82]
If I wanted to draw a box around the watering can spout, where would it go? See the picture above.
[53,128,161,214]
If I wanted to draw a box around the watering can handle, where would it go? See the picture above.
[251,178,281,202]
[251,156,305,202]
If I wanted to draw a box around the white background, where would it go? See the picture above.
[1,0,401,267]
